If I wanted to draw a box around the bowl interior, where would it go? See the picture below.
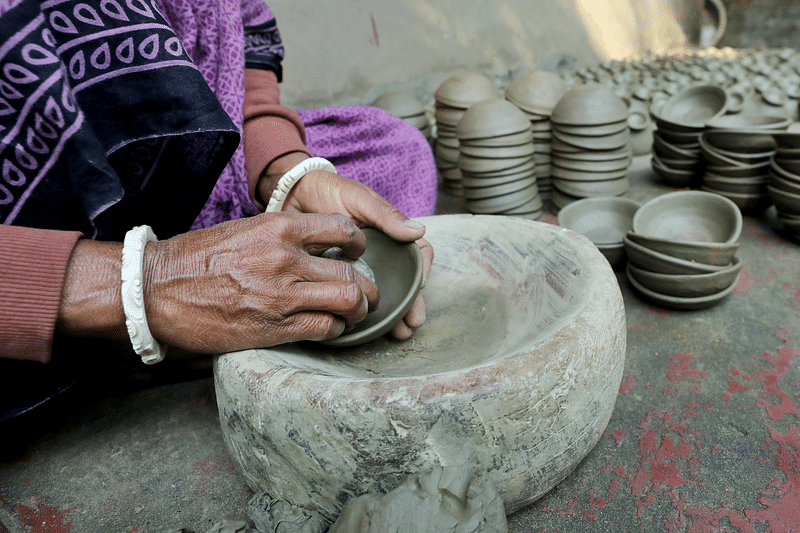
[633,191,742,243]
[557,197,640,244]
[655,85,728,128]
[320,228,424,347]
[275,216,599,377]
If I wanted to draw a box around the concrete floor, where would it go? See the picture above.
[2,154,800,533]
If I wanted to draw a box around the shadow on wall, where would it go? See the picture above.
[268,0,703,108]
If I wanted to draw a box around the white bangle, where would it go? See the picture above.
[121,225,167,364]
[265,157,336,213]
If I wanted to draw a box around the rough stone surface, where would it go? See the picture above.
[214,214,627,521]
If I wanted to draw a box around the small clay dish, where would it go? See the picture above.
[654,127,703,145]
[699,185,770,212]
[499,194,544,216]
[456,99,533,140]
[651,157,698,187]
[460,159,536,178]
[466,185,538,213]
[461,168,535,188]
[625,231,739,266]
[772,132,800,149]
[653,134,701,159]
[371,91,426,119]
[767,185,800,215]
[551,165,629,182]
[435,72,497,109]
[550,83,629,126]
[458,142,535,159]
[702,174,768,196]
[632,190,742,243]
[457,153,533,174]
[778,214,800,236]
[626,264,740,310]
[554,146,632,162]
[460,129,534,147]
[769,171,800,195]
[627,257,743,298]
[553,176,629,197]
[462,176,537,199]
[705,161,771,178]
[623,235,731,275]
[652,85,728,129]
[699,140,749,168]
[705,114,791,131]
[772,158,800,180]
[550,187,584,210]
[553,156,631,173]
[652,154,701,172]
[553,120,628,137]
[551,128,630,151]
[320,228,424,347]
[701,130,777,154]
[505,71,569,114]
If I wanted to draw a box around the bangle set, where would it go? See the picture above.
[121,157,335,363]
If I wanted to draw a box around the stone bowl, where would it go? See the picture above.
[214,214,626,520]
[320,228,424,347]
[632,190,742,244]
[625,231,738,266]
[625,264,740,310]
[627,257,743,298]
[557,196,640,269]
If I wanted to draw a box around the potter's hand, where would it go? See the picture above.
[259,153,433,340]
[143,213,378,353]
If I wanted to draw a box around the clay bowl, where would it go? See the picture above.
[625,264,740,310]
[654,127,703,145]
[772,132,800,149]
[456,99,533,140]
[652,133,701,160]
[462,176,537,200]
[550,187,585,210]
[457,153,533,174]
[623,235,732,275]
[699,139,749,168]
[705,113,791,131]
[552,156,631,173]
[554,120,628,137]
[625,231,739,266]
[702,174,768,196]
[632,190,742,244]
[777,213,800,236]
[652,85,728,130]
[557,196,641,268]
[767,185,800,216]
[552,176,630,197]
[705,161,771,178]
[651,153,701,172]
[769,171,800,196]
[458,142,535,159]
[772,157,800,179]
[460,129,534,147]
[554,146,632,162]
[465,185,539,213]
[627,257,743,298]
[435,72,497,109]
[550,83,629,126]
[699,185,771,212]
[505,70,569,114]
[700,130,777,155]
[551,128,630,151]
[460,159,535,178]
[371,91,426,119]
[317,228,424,347]
[551,165,628,182]
[214,215,626,520]
[651,157,698,187]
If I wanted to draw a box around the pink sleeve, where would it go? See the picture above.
[0,225,82,363]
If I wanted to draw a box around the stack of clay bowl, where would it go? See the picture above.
[370,91,431,141]
[548,84,632,210]
[699,115,788,212]
[455,98,543,219]
[504,71,570,201]
[768,133,800,239]
[650,85,729,188]
[433,73,498,196]
[623,191,743,310]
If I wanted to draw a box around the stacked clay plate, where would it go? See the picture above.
[455,98,543,219]
[433,73,497,196]
[623,191,744,310]
[768,133,800,239]
[504,71,570,202]
[370,91,432,141]
[650,85,728,188]
[549,84,632,210]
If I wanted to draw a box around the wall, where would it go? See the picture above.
[720,0,800,49]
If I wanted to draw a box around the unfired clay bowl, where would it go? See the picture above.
[625,231,738,266]
[557,196,640,269]
[632,190,742,244]
[435,72,497,109]
[705,114,791,131]
[626,264,740,310]
[320,228,424,347]
[550,83,628,126]
[456,98,532,140]
[652,85,728,129]
[623,235,732,275]
[214,215,626,520]
[627,257,742,298]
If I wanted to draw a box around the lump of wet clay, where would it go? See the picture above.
[246,492,328,533]
[321,247,376,283]
[327,465,508,533]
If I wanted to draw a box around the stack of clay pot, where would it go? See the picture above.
[455,98,543,219]
[548,84,632,210]
[768,133,800,239]
[433,73,498,196]
[699,115,789,212]
[650,85,729,188]
[504,71,569,202]
[370,91,432,141]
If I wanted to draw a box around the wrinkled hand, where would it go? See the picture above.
[143,212,379,353]
[262,154,433,340]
